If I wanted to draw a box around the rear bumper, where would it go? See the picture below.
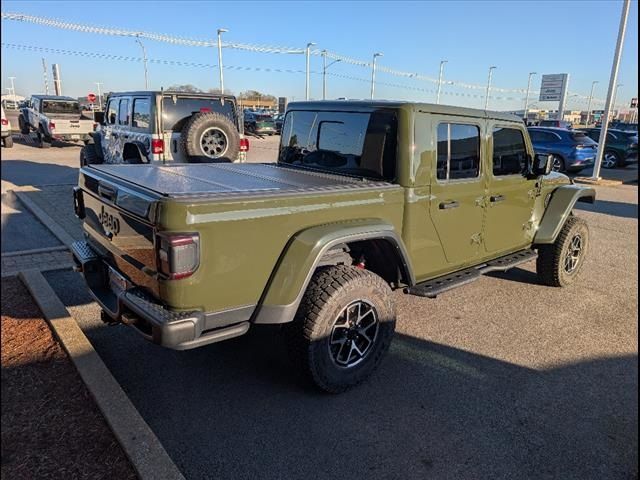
[53,133,92,141]
[70,240,249,350]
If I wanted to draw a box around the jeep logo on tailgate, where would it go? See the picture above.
[98,205,120,238]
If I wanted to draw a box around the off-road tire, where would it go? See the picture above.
[536,215,589,287]
[80,144,101,166]
[284,265,396,393]
[3,136,13,148]
[180,112,239,162]
[18,114,30,135]
[37,131,51,149]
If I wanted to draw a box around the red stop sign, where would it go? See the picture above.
[87,93,97,103]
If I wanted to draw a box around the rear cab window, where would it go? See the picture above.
[161,95,237,131]
[278,109,398,181]
[42,100,80,115]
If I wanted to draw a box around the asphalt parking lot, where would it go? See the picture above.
[1,135,638,479]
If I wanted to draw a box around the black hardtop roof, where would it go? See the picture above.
[287,100,522,122]
[31,95,78,101]
[106,90,237,100]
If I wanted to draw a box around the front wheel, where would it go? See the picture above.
[37,131,51,149]
[2,136,13,148]
[284,265,396,393]
[536,215,589,287]
[551,154,565,172]
[18,114,29,135]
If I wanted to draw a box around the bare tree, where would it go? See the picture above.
[167,84,203,93]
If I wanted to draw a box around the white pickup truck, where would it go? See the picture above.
[19,95,95,148]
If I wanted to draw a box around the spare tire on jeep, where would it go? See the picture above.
[180,112,240,163]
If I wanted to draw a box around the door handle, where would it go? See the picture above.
[439,200,459,210]
[490,195,505,203]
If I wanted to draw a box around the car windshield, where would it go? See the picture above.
[255,115,273,122]
[278,109,397,181]
[42,100,80,115]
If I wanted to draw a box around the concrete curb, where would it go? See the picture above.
[573,177,624,186]
[19,270,185,480]
[1,245,69,258]
[10,189,76,247]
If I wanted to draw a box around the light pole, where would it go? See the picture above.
[484,66,496,110]
[436,60,447,104]
[585,81,598,126]
[523,72,537,123]
[135,35,149,89]
[370,52,383,100]
[217,28,228,94]
[305,42,316,100]
[8,76,16,99]
[322,50,341,100]
[592,0,630,180]
[612,83,623,119]
[95,82,104,110]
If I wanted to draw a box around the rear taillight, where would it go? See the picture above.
[575,144,585,149]
[152,138,164,154]
[239,137,249,152]
[49,122,55,131]
[199,107,212,113]
[156,233,200,280]
[1,118,7,126]
[93,123,98,131]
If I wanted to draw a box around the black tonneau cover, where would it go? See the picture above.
[88,163,391,198]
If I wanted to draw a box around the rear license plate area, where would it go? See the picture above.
[108,265,128,292]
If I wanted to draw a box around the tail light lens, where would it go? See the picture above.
[49,122,55,131]
[239,137,249,152]
[156,233,200,280]
[93,123,98,131]
[575,144,585,149]
[152,138,164,154]
[1,118,7,126]
[199,107,212,113]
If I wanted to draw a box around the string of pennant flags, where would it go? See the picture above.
[1,11,617,107]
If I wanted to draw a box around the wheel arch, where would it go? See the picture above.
[122,141,148,163]
[534,185,595,244]
[253,221,414,324]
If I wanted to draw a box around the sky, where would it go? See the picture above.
[1,0,638,112]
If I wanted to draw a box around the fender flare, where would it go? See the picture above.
[122,140,150,163]
[534,185,595,244]
[253,220,414,324]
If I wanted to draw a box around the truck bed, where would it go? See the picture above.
[88,163,392,199]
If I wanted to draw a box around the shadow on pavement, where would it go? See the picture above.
[12,134,85,149]
[44,269,638,480]
[575,198,638,219]
[0,160,78,188]
[0,192,61,252]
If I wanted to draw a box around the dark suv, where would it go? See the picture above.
[81,91,248,166]
[579,128,638,168]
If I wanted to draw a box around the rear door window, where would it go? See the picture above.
[132,98,151,130]
[437,123,481,180]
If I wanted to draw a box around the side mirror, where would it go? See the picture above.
[532,153,553,176]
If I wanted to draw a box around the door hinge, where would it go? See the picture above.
[471,233,483,245]
[523,220,534,231]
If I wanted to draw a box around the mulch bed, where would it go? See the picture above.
[1,277,137,480]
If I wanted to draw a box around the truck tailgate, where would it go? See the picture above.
[53,118,94,135]
[77,170,160,296]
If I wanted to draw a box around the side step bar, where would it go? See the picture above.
[406,249,537,298]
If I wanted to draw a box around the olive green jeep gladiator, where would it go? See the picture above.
[71,101,595,393]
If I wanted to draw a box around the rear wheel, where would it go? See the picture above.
[80,144,101,166]
[180,112,240,162]
[537,215,589,287]
[3,136,13,148]
[602,150,620,169]
[37,131,51,149]
[18,114,29,135]
[284,265,396,393]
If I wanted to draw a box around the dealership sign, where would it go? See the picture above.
[539,74,569,102]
